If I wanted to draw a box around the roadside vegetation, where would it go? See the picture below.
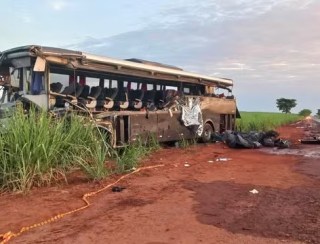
[0,107,159,192]
[116,135,160,173]
[236,111,302,132]
[298,109,312,117]
[276,98,297,113]
[0,108,302,192]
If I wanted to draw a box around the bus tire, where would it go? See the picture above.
[201,123,214,143]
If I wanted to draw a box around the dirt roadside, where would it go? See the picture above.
[1,120,320,244]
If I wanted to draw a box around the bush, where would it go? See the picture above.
[0,107,110,192]
[298,109,312,117]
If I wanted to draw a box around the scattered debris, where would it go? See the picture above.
[112,186,126,192]
[215,157,232,162]
[301,139,320,144]
[249,189,259,194]
[300,136,320,144]
[184,163,190,167]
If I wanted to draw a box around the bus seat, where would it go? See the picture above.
[165,89,176,100]
[142,90,156,111]
[155,90,165,109]
[162,89,179,108]
[96,88,106,109]
[129,89,144,110]
[78,85,90,106]
[62,84,77,95]
[79,85,90,99]
[53,83,78,107]
[49,82,63,108]
[67,84,84,104]
[50,82,63,93]
[103,87,118,109]
[86,86,102,109]
[115,88,129,110]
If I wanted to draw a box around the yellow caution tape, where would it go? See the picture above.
[0,164,164,243]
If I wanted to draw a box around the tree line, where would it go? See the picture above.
[276,98,312,117]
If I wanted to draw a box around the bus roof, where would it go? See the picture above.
[0,45,233,87]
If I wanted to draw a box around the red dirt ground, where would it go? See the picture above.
[1,120,320,244]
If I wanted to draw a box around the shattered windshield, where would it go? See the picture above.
[0,66,33,105]
[0,74,18,118]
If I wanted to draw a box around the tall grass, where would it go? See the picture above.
[236,111,302,132]
[0,107,161,192]
[0,107,109,192]
[116,134,160,173]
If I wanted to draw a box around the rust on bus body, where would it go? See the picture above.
[201,97,237,114]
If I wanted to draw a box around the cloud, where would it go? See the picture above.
[67,0,320,113]
[265,62,288,67]
[144,0,318,28]
[49,0,68,11]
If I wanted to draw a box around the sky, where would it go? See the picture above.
[1,0,319,113]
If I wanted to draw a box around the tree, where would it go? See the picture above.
[298,109,312,117]
[276,98,297,113]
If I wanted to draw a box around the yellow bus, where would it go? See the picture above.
[0,45,240,147]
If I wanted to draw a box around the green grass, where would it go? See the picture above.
[0,107,160,192]
[116,134,160,173]
[0,107,110,192]
[177,136,197,148]
[236,111,302,132]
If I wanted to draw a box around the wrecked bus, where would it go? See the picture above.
[0,45,239,147]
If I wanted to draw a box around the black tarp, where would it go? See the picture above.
[221,130,290,149]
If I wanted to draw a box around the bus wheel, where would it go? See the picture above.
[201,123,213,143]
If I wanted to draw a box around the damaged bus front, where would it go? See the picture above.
[0,46,50,118]
[0,45,84,113]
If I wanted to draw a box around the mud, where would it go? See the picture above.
[186,181,320,243]
[0,119,320,244]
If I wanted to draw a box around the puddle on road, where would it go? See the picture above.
[260,145,320,159]
[261,145,320,180]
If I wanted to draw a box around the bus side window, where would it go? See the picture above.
[183,87,190,95]
[165,85,177,91]
[111,80,118,88]
[86,77,99,87]
[104,79,110,88]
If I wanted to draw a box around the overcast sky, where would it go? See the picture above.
[1,0,319,113]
